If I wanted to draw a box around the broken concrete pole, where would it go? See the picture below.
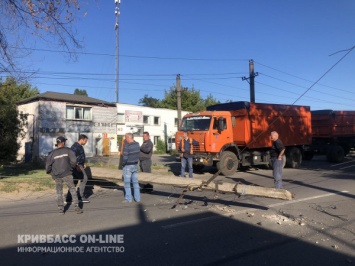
[90,168,293,201]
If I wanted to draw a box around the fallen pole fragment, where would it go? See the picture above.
[90,168,294,201]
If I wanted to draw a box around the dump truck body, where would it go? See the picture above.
[176,101,312,176]
[311,110,355,162]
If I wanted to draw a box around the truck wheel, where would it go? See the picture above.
[286,147,302,168]
[303,151,314,160]
[327,145,344,163]
[193,164,204,173]
[217,151,238,176]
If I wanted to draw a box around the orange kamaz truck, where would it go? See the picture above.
[175,101,312,176]
[311,110,355,163]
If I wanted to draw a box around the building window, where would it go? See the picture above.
[66,106,92,120]
[174,118,179,127]
[154,116,160,125]
[117,113,124,124]
[143,115,149,124]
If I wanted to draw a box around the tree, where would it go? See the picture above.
[0,77,40,103]
[204,93,221,108]
[0,0,84,77]
[139,94,161,108]
[0,77,39,164]
[139,87,220,112]
[159,86,205,112]
[74,88,88,96]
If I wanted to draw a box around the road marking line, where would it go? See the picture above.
[331,160,355,167]
[339,165,355,170]
[161,190,349,229]
[267,190,349,208]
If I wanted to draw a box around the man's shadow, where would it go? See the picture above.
[66,166,119,203]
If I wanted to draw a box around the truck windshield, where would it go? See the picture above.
[180,116,211,131]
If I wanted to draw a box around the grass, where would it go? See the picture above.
[151,164,169,170]
[0,164,55,193]
[87,162,118,169]
[0,158,177,193]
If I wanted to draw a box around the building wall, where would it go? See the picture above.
[17,100,189,160]
[17,102,39,161]
[116,103,189,148]
[17,100,117,161]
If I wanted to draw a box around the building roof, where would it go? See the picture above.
[16,91,116,107]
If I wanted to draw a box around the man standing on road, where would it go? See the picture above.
[46,136,83,214]
[139,131,153,173]
[139,131,154,193]
[270,131,285,189]
[122,133,141,203]
[179,131,199,178]
[67,134,90,203]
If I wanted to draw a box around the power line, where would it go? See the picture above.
[20,70,247,77]
[290,45,355,106]
[254,60,355,94]
[256,81,355,107]
[9,46,249,61]
[260,72,354,95]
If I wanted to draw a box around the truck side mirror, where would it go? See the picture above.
[218,117,225,131]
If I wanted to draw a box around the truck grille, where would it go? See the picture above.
[193,145,203,152]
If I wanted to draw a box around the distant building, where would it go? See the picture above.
[16,91,117,161]
[116,103,189,150]
[16,92,190,162]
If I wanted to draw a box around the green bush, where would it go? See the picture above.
[154,139,166,154]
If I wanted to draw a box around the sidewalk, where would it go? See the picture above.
[86,154,177,167]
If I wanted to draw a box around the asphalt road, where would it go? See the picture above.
[0,154,354,265]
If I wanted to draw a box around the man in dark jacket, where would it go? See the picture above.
[179,131,199,178]
[139,131,154,193]
[46,136,83,214]
[122,133,140,203]
[67,134,89,203]
[139,131,153,173]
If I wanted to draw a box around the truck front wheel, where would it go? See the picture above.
[217,151,238,176]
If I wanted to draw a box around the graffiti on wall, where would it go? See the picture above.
[67,121,92,132]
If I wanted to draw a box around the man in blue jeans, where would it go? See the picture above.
[121,133,140,203]
[179,131,199,178]
[270,131,285,189]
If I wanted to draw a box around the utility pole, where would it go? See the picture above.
[114,0,121,103]
[242,59,258,103]
[176,74,182,127]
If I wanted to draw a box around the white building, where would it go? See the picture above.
[116,103,189,150]
[17,92,117,161]
[16,92,190,161]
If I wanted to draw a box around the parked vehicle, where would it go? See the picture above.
[310,110,355,163]
[175,101,312,176]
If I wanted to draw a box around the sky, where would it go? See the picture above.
[6,0,355,110]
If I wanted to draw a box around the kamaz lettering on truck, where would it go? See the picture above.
[175,101,312,176]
